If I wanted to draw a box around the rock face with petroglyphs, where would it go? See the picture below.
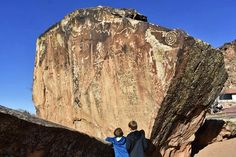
[33,6,227,157]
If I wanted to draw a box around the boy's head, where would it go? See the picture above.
[114,128,123,137]
[128,120,138,130]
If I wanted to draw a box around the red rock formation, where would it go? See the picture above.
[216,41,236,109]
[32,6,227,157]
[220,40,236,89]
[0,105,114,157]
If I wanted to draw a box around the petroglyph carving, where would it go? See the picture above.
[165,31,178,46]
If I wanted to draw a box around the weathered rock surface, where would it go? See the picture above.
[0,105,114,157]
[220,40,236,89]
[33,6,227,157]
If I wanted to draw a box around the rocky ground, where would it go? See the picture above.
[193,105,236,157]
[195,138,236,157]
[0,105,114,157]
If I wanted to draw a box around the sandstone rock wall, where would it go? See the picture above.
[33,6,227,157]
[0,105,114,157]
[33,6,180,138]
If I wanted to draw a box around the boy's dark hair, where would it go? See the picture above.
[128,120,138,130]
[114,128,124,137]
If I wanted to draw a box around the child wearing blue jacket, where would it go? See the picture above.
[105,128,129,157]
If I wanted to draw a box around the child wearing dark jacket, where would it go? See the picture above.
[126,121,148,157]
[105,128,129,157]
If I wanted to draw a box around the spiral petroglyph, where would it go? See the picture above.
[165,31,178,46]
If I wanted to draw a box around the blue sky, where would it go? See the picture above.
[0,0,235,113]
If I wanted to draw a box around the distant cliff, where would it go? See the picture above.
[220,40,236,89]
[33,6,227,157]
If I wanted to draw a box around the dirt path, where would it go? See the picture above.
[194,138,236,157]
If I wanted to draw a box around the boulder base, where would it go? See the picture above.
[0,105,113,157]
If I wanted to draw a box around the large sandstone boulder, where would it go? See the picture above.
[33,6,227,157]
[0,105,113,157]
